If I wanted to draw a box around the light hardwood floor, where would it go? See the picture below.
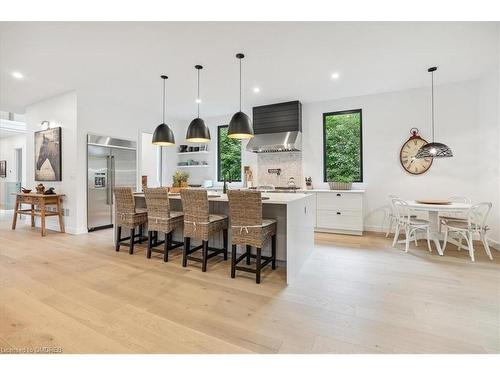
[1,212,499,354]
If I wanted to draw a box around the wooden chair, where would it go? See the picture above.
[442,202,493,262]
[113,187,148,254]
[227,190,277,284]
[180,189,228,272]
[143,187,184,262]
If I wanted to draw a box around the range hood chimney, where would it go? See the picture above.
[246,100,302,153]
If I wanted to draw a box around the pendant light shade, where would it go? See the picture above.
[152,123,175,146]
[186,65,210,143]
[186,117,211,142]
[228,111,254,139]
[414,142,453,158]
[152,75,175,146]
[228,53,254,139]
[415,67,452,159]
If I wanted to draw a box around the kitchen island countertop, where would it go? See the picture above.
[133,191,312,205]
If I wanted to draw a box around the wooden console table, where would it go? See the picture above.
[11,193,66,236]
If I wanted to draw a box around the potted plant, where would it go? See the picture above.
[327,169,354,190]
[171,170,189,193]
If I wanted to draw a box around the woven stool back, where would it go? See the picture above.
[143,187,171,218]
[180,189,209,224]
[227,190,263,227]
[113,187,136,215]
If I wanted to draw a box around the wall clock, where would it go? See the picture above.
[400,128,433,175]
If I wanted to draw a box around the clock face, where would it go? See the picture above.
[400,137,433,175]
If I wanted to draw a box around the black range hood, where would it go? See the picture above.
[246,100,302,153]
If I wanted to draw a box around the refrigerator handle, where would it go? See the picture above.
[106,155,111,205]
[111,155,115,204]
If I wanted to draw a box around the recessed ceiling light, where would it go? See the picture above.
[12,71,24,80]
[195,98,202,104]
[253,87,260,93]
[331,72,340,80]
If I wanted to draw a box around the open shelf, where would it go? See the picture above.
[177,151,210,155]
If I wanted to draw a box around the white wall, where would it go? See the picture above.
[0,134,26,208]
[25,91,80,233]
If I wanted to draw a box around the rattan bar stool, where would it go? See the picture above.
[180,189,228,272]
[113,187,148,254]
[143,187,184,262]
[227,190,277,284]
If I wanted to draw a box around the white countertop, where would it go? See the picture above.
[134,192,312,205]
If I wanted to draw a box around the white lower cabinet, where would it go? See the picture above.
[313,190,364,235]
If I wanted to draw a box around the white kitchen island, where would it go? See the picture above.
[128,192,316,284]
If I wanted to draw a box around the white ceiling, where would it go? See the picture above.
[0,22,498,119]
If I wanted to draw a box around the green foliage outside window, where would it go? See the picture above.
[324,110,362,182]
[218,125,242,181]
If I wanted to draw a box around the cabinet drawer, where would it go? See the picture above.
[316,209,363,230]
[316,192,362,210]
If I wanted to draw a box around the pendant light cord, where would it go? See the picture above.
[162,77,166,124]
[431,70,434,142]
[239,57,242,112]
[197,68,200,118]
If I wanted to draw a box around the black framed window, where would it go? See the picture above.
[217,125,242,182]
[323,109,363,182]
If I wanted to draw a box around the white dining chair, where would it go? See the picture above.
[385,195,416,238]
[391,198,432,253]
[442,202,493,262]
[440,196,471,221]
[439,196,472,250]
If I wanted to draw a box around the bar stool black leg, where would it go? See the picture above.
[246,245,251,265]
[147,230,153,258]
[167,232,172,248]
[129,228,135,254]
[272,234,277,269]
[138,224,143,244]
[115,226,122,251]
[182,237,190,267]
[231,244,237,278]
[223,229,228,260]
[256,247,262,284]
[202,240,208,272]
[164,232,169,262]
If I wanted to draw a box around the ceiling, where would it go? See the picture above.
[0,22,498,119]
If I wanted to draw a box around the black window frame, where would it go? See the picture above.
[217,125,242,182]
[322,109,363,183]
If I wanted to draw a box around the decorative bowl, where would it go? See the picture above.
[22,188,32,194]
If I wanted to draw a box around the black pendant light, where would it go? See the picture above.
[415,67,453,159]
[186,65,211,143]
[152,75,175,146]
[228,53,254,139]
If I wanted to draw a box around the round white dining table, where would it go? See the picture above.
[403,201,472,255]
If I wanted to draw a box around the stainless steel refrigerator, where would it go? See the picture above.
[87,135,137,231]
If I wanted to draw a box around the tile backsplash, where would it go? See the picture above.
[257,152,303,187]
